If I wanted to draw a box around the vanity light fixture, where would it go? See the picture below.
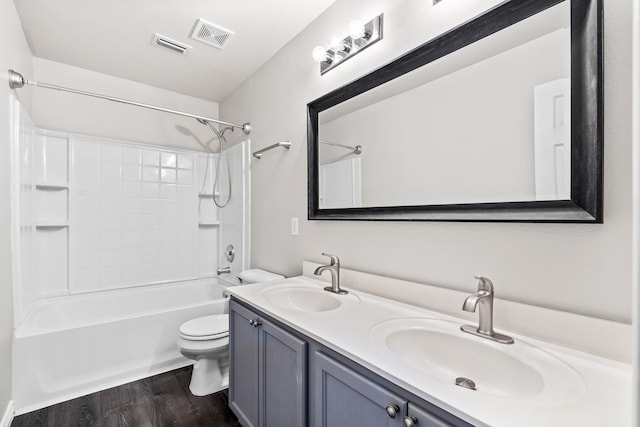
[312,14,383,75]
[312,46,334,64]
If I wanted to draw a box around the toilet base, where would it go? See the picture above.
[189,357,229,396]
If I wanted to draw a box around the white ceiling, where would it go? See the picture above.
[13,0,337,101]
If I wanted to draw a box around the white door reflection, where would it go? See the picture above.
[319,157,361,209]
[534,78,571,200]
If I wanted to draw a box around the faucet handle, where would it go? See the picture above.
[474,275,494,292]
[321,253,340,265]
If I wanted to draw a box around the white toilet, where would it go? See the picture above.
[177,269,285,396]
[177,314,229,396]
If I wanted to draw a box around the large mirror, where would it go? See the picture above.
[307,0,602,222]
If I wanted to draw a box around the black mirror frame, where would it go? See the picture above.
[307,0,603,223]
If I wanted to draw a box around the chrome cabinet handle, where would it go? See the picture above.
[403,416,418,427]
[249,319,262,327]
[385,405,400,418]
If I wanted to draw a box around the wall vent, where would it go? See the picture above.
[152,33,192,55]
[191,19,235,50]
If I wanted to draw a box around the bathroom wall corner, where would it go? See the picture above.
[0,400,14,427]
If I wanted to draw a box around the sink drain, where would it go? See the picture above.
[455,377,477,390]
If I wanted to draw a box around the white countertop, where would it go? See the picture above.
[227,276,632,427]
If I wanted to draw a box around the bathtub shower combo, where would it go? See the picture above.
[10,90,252,413]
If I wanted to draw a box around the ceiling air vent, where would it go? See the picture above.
[191,19,235,50]
[152,33,192,55]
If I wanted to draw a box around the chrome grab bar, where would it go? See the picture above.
[253,141,291,159]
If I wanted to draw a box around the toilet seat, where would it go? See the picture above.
[179,314,229,341]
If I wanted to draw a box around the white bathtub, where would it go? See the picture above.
[13,279,229,414]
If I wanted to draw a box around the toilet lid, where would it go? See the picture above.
[180,314,229,339]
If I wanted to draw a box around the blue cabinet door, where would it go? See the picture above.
[229,301,260,427]
[259,318,307,427]
[230,300,308,427]
[312,351,405,427]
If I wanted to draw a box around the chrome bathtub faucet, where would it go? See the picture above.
[314,253,348,295]
[460,276,514,344]
[217,267,231,275]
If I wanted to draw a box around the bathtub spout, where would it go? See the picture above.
[217,267,231,275]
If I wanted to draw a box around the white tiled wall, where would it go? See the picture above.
[13,99,35,326]
[34,131,68,184]
[33,131,69,298]
[14,119,231,305]
[218,142,250,275]
[70,136,211,292]
[196,154,220,276]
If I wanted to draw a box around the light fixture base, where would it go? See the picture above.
[319,14,383,75]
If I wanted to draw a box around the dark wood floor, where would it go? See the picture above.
[11,366,242,427]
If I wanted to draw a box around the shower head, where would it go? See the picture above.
[197,118,224,139]
[196,118,237,139]
[196,117,251,135]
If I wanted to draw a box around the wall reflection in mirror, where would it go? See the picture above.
[318,2,570,210]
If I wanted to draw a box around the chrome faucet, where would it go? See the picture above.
[460,276,513,344]
[314,253,348,295]
[217,266,231,275]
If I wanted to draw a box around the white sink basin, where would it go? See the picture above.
[370,318,585,401]
[261,285,359,313]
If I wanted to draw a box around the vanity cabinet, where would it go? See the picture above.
[229,300,307,427]
[311,350,469,427]
[230,299,475,427]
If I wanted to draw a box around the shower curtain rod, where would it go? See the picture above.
[7,69,251,135]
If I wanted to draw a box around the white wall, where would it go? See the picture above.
[0,0,33,416]
[631,0,640,422]
[32,58,220,152]
[221,0,633,324]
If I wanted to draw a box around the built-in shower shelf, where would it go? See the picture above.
[36,182,69,190]
[198,221,220,227]
[36,219,69,228]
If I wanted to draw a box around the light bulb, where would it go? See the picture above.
[312,46,328,62]
[349,20,365,39]
[330,36,351,54]
[330,36,344,51]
